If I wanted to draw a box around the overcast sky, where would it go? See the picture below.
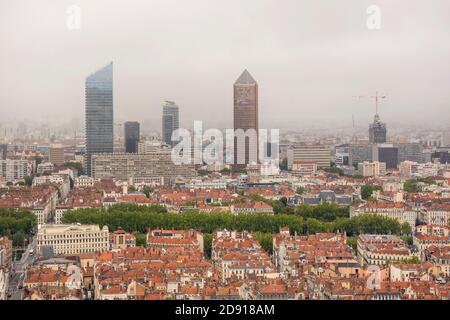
[0,0,449,131]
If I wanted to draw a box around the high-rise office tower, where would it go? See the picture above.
[85,62,114,176]
[162,101,179,147]
[124,121,140,153]
[369,114,387,144]
[372,144,398,169]
[233,69,258,166]
[0,144,7,160]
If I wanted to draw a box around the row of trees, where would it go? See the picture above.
[250,195,350,219]
[0,208,37,246]
[62,204,305,234]
[61,204,411,239]
[255,232,273,254]
[295,203,349,221]
[62,162,84,176]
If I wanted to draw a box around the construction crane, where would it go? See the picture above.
[351,113,356,143]
[353,91,387,115]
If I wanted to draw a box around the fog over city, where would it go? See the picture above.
[0,0,449,131]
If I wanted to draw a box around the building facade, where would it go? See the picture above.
[37,224,109,256]
[85,62,114,176]
[357,234,414,266]
[0,144,7,160]
[91,151,195,185]
[162,101,179,147]
[349,143,372,166]
[233,70,258,166]
[357,161,386,177]
[0,159,33,182]
[396,143,424,164]
[373,145,398,169]
[49,144,65,166]
[288,144,331,169]
[124,121,140,153]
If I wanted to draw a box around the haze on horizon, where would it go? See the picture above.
[0,0,449,131]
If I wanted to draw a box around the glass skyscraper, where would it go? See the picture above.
[162,101,179,147]
[0,144,7,160]
[124,121,140,153]
[85,62,113,176]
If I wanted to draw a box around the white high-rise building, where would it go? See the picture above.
[0,159,33,182]
[357,161,386,177]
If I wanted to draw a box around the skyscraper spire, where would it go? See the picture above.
[234,69,257,85]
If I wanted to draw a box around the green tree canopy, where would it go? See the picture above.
[0,208,37,246]
[61,204,405,239]
[361,185,382,200]
[62,162,84,176]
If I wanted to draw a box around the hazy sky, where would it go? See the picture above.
[0,0,449,131]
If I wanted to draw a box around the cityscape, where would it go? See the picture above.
[1,0,450,307]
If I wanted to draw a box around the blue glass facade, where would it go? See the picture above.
[85,62,114,176]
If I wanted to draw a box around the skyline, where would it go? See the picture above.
[1,0,450,307]
[1,0,450,130]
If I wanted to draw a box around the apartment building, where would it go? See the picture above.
[0,159,33,182]
[0,186,57,225]
[185,178,228,190]
[0,237,12,269]
[74,175,97,188]
[357,161,386,177]
[230,201,274,215]
[419,205,450,226]
[272,229,356,278]
[389,264,424,282]
[91,151,195,185]
[36,162,54,175]
[291,161,317,175]
[110,228,136,250]
[399,161,441,179]
[357,234,414,266]
[413,225,450,256]
[425,246,450,276]
[146,229,204,253]
[33,173,71,199]
[350,201,417,229]
[212,230,275,283]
